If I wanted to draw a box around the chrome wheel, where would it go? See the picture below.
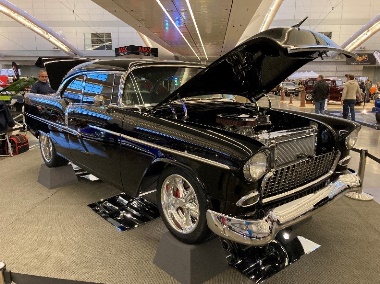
[39,133,53,163]
[160,174,200,234]
[305,93,313,101]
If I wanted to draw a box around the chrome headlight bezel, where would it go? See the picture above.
[243,151,269,182]
[345,128,359,150]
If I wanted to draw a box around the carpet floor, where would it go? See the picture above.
[0,146,379,284]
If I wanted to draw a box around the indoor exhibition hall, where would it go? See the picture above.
[0,1,379,284]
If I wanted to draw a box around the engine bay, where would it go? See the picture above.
[215,112,272,136]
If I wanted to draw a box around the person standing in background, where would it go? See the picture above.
[365,79,371,102]
[342,74,361,121]
[312,75,329,114]
[30,70,55,94]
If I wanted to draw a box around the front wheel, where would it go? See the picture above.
[39,132,68,167]
[157,167,212,244]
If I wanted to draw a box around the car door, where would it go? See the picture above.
[117,71,162,196]
[65,72,124,188]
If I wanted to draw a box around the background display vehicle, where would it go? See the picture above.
[304,78,344,101]
[279,81,299,96]
[24,27,361,246]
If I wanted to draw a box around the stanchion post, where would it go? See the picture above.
[345,148,374,201]
[289,94,293,104]
[358,148,367,184]
[299,89,306,107]
[281,88,285,101]
[0,262,5,284]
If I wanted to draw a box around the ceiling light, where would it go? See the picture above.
[155,0,200,60]
[185,0,208,60]
[0,0,83,57]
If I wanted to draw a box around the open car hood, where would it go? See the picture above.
[164,27,355,102]
[35,57,94,91]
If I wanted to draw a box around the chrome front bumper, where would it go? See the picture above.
[206,173,360,246]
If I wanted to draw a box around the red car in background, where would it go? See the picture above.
[304,78,344,101]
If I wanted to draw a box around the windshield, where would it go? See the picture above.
[123,66,202,106]
[335,80,343,86]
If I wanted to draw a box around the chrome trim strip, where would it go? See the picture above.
[261,151,340,203]
[89,124,232,170]
[207,172,360,246]
[25,113,80,136]
[26,112,232,170]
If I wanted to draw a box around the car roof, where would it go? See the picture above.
[42,57,206,90]
[77,59,205,72]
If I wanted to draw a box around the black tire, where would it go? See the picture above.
[156,167,212,244]
[39,132,68,167]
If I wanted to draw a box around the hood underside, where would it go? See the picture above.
[35,57,94,91]
[164,27,355,102]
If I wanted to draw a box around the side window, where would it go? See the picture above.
[122,67,201,106]
[63,75,85,103]
[83,73,119,106]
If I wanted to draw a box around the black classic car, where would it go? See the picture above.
[24,27,361,246]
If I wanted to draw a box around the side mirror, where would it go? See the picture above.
[94,95,105,107]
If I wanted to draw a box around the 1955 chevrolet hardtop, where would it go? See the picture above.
[24,27,360,245]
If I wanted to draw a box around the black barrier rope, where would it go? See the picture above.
[352,147,380,164]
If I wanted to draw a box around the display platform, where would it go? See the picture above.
[0,147,379,284]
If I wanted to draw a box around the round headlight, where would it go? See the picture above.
[243,152,268,181]
[345,129,359,149]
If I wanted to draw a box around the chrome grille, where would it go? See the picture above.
[261,151,338,203]
[275,133,315,165]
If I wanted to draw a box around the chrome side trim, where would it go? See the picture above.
[89,125,232,170]
[25,113,80,136]
[206,172,360,246]
[26,112,232,170]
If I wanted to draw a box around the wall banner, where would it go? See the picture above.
[346,53,377,65]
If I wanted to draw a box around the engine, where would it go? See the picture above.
[215,113,271,136]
